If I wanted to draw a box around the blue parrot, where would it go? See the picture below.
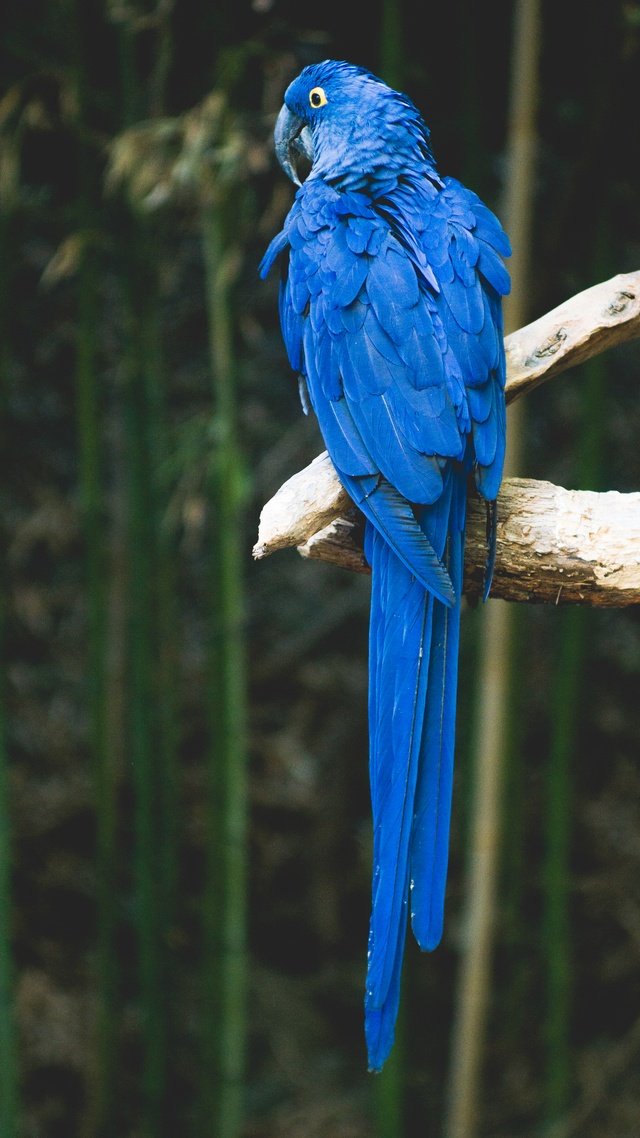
[260,60,510,1071]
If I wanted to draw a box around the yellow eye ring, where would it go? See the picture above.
[309,86,328,108]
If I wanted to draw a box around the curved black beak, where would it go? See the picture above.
[274,104,314,187]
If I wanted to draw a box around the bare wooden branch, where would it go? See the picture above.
[464,479,640,605]
[300,511,369,575]
[253,271,640,606]
[504,269,640,404]
[299,479,640,606]
[254,450,350,559]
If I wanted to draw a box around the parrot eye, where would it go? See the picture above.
[309,86,328,108]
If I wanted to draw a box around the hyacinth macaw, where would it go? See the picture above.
[260,60,510,1071]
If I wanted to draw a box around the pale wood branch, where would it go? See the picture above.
[253,450,351,559]
[253,271,640,606]
[299,478,640,607]
[504,269,640,404]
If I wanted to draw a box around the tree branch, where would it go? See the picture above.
[253,271,640,606]
[503,270,640,404]
[298,478,640,606]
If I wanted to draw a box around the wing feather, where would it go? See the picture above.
[264,177,510,502]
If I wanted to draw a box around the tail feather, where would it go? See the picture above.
[364,527,434,1011]
[410,470,465,950]
[363,466,465,1070]
[343,469,456,606]
[365,890,408,1072]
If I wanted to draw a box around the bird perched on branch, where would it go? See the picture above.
[260,60,510,1071]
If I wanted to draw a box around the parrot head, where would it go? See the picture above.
[274,60,435,189]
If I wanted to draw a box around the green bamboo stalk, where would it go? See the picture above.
[543,242,607,1125]
[0,190,19,1138]
[139,243,179,984]
[455,0,486,200]
[66,4,120,1130]
[201,202,247,1138]
[495,635,528,1035]
[116,21,177,1133]
[117,25,162,1138]
[77,239,119,1138]
[121,221,172,1137]
[379,0,403,92]
[543,607,579,1122]
[0,608,17,1138]
[542,384,603,1124]
[373,998,405,1138]
[444,3,541,1135]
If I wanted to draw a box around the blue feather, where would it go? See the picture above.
[263,58,510,1071]
[349,390,449,504]
[467,379,494,424]
[340,296,369,334]
[259,228,288,278]
[441,272,485,335]
[366,533,433,1006]
[410,469,465,950]
[340,320,397,396]
[401,326,446,391]
[471,384,501,482]
[363,307,405,367]
[478,243,512,296]
[346,216,375,253]
[366,243,421,343]
[339,471,455,606]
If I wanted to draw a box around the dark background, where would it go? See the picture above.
[1,2,640,1136]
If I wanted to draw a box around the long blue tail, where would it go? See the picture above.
[363,467,466,1071]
